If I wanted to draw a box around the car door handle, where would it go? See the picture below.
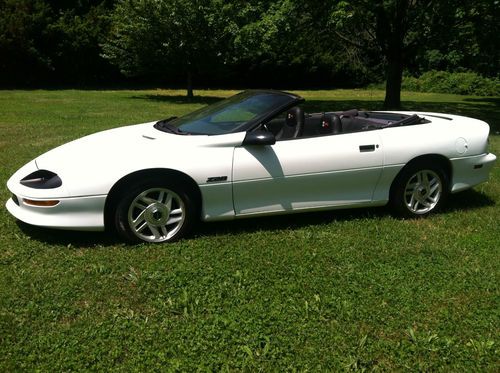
[359,144,376,152]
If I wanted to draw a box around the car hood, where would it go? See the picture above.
[10,122,245,198]
[36,122,171,170]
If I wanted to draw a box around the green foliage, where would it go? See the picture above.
[102,0,229,96]
[0,0,116,85]
[0,89,499,370]
[0,0,52,84]
[46,3,116,83]
[327,0,439,107]
[403,71,500,96]
[232,0,297,61]
[328,0,500,107]
[0,0,499,94]
[227,0,374,88]
[411,0,499,78]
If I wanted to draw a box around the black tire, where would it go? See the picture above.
[390,162,449,218]
[114,177,197,243]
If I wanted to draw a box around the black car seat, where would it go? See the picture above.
[339,109,359,133]
[276,107,304,140]
[319,113,342,135]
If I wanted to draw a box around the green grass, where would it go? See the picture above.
[0,89,498,370]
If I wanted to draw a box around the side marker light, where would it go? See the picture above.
[23,199,60,207]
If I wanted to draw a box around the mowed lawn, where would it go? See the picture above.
[0,89,498,370]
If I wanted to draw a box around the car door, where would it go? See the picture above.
[232,131,384,215]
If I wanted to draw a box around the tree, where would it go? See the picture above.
[0,0,52,85]
[329,0,441,108]
[102,0,228,98]
[45,1,118,84]
[225,0,369,89]
[0,0,117,86]
[329,0,500,108]
[410,0,500,78]
[1,0,495,91]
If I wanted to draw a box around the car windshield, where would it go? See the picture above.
[155,91,296,135]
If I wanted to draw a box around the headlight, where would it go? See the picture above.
[20,170,62,189]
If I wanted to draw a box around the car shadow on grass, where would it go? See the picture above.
[15,189,495,247]
[16,222,123,248]
[463,97,500,105]
[130,94,223,105]
[195,189,495,239]
[444,188,496,213]
[195,206,388,239]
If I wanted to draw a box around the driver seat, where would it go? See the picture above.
[276,107,304,140]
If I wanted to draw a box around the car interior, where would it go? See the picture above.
[262,106,426,141]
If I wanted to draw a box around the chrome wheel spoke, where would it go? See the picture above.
[136,220,148,232]
[133,210,146,228]
[407,181,418,189]
[429,182,440,195]
[167,215,183,225]
[421,200,431,208]
[407,193,415,209]
[416,172,423,185]
[134,200,148,209]
[148,224,162,240]
[156,191,173,207]
[140,196,156,206]
[157,190,166,203]
[170,208,182,215]
[164,194,173,210]
[422,173,430,190]
[426,195,438,204]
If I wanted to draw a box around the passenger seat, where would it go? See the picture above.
[319,113,342,135]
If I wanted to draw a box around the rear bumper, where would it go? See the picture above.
[5,194,106,231]
[450,153,496,193]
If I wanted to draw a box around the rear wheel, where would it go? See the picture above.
[390,163,448,218]
[114,179,196,243]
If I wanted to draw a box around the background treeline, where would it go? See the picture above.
[0,0,498,96]
[0,0,118,86]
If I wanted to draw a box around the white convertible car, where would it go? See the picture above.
[6,90,497,243]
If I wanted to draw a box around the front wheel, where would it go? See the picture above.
[114,179,196,243]
[390,164,448,218]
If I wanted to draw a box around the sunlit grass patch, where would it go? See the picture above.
[0,89,498,370]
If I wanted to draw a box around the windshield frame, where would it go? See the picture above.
[154,90,304,135]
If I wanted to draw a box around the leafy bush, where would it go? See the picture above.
[402,71,499,96]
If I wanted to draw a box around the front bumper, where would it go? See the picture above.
[6,194,106,231]
[450,152,496,193]
[6,159,106,231]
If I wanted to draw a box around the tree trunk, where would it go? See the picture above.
[374,0,408,110]
[384,48,403,109]
[186,70,193,99]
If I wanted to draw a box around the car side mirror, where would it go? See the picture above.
[242,130,276,146]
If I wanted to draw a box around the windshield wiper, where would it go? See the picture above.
[154,117,188,135]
